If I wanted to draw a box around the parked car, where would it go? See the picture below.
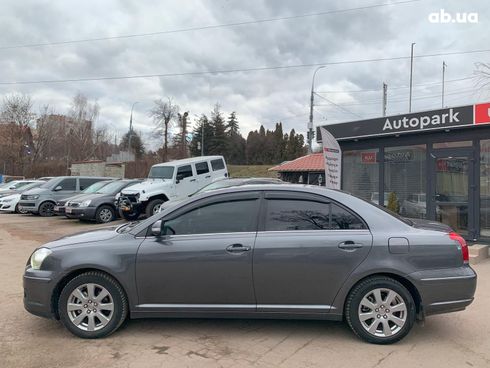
[54,180,113,216]
[158,177,284,213]
[0,181,45,213]
[370,192,392,206]
[24,184,476,344]
[117,156,228,220]
[18,176,112,216]
[0,180,41,195]
[65,179,141,223]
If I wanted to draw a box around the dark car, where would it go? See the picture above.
[65,180,141,223]
[23,184,476,344]
[54,180,113,216]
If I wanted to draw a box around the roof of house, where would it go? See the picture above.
[269,153,324,172]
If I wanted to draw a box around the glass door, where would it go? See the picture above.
[430,148,475,239]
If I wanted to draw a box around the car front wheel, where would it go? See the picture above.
[96,205,115,223]
[345,276,416,344]
[58,271,128,339]
[38,201,55,217]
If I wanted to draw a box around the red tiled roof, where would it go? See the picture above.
[269,153,324,172]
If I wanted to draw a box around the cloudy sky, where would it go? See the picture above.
[0,0,488,149]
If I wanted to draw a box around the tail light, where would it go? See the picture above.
[449,232,469,264]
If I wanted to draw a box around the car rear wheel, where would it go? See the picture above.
[58,271,127,339]
[38,201,55,217]
[145,199,164,218]
[96,205,115,223]
[345,276,415,344]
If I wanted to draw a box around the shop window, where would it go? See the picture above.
[480,140,490,237]
[343,149,379,203]
[384,145,427,218]
[433,141,472,149]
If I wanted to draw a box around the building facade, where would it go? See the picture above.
[318,102,490,241]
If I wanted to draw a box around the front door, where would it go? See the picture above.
[175,164,200,199]
[430,148,476,239]
[135,192,261,311]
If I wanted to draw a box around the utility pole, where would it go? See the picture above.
[442,61,447,108]
[128,102,138,156]
[382,83,388,117]
[409,42,415,113]
[201,123,204,156]
[308,66,326,153]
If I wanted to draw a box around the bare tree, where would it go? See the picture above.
[149,98,179,161]
[475,62,490,96]
[31,105,56,163]
[68,93,99,162]
[0,93,35,175]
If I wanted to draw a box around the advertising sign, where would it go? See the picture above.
[320,127,341,189]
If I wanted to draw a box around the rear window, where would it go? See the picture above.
[211,158,225,171]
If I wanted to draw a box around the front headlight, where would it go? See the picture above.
[30,248,52,270]
[26,194,40,200]
[79,199,92,208]
[2,198,13,203]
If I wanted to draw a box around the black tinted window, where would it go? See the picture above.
[265,199,366,231]
[211,158,225,171]
[79,178,101,190]
[330,203,366,230]
[195,161,209,175]
[58,178,76,191]
[177,165,193,179]
[163,200,258,235]
[266,199,330,231]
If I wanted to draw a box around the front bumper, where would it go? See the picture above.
[408,265,477,316]
[64,206,97,220]
[23,269,56,319]
[0,202,15,211]
[18,200,40,213]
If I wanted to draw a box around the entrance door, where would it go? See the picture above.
[430,148,475,239]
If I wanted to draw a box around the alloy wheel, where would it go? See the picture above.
[358,288,407,338]
[99,208,113,223]
[67,283,114,332]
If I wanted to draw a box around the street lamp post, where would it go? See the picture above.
[408,42,415,113]
[308,66,326,153]
[128,102,138,156]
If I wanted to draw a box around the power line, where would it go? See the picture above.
[315,76,474,94]
[0,0,422,50]
[313,92,363,118]
[1,48,490,86]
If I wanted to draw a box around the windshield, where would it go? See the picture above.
[96,181,128,194]
[148,166,174,179]
[83,181,111,193]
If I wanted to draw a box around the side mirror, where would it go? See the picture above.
[151,220,162,236]
[53,185,62,191]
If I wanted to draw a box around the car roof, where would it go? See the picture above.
[152,156,224,167]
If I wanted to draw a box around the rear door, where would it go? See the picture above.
[253,191,373,313]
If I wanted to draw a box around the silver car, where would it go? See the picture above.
[23,184,476,344]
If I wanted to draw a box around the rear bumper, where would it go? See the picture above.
[23,270,56,319]
[408,265,477,316]
[53,205,65,215]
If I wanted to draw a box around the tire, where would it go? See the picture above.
[38,201,55,217]
[58,271,128,339]
[345,276,416,344]
[95,205,115,224]
[119,208,140,221]
[15,203,27,214]
[145,199,164,218]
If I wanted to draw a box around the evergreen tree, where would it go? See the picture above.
[208,104,227,156]
[189,114,213,156]
[119,130,145,160]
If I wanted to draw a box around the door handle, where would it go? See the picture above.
[338,241,363,251]
[205,175,211,178]
[190,179,196,182]
[226,244,251,253]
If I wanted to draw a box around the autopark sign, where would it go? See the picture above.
[318,102,490,141]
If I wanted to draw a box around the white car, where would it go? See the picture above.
[0,181,44,213]
[0,180,40,193]
[117,156,228,220]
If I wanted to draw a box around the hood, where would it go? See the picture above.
[22,187,47,196]
[121,179,170,194]
[43,226,120,249]
[0,193,21,201]
[406,217,452,232]
[0,190,18,198]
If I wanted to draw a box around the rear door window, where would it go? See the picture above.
[195,161,210,175]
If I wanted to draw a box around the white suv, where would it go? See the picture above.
[117,156,228,220]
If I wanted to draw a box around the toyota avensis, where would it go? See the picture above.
[23,185,477,344]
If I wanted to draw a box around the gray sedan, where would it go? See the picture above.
[23,184,476,344]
